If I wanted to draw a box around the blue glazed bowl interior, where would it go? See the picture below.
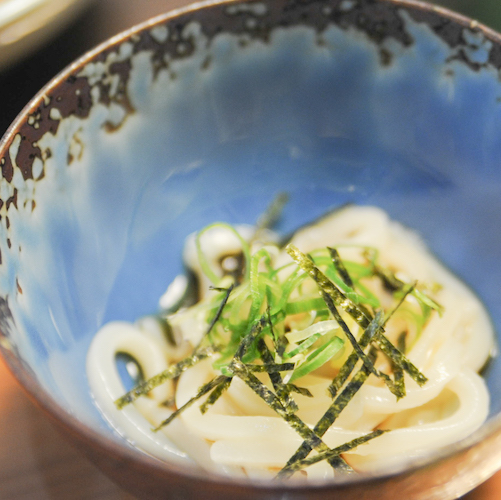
[1,0,501,471]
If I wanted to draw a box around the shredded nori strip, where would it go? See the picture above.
[327,285,415,399]
[234,315,269,360]
[257,337,299,414]
[278,348,378,478]
[115,345,218,409]
[328,312,384,398]
[230,359,351,471]
[246,362,295,373]
[194,284,234,350]
[391,332,407,395]
[397,331,407,353]
[200,376,232,414]
[287,244,374,330]
[328,247,354,289]
[279,429,386,474]
[287,246,427,391]
[281,383,313,398]
[154,375,228,431]
[373,332,427,386]
[255,192,289,233]
[319,348,377,435]
[322,292,378,377]
[324,293,405,398]
[373,264,404,292]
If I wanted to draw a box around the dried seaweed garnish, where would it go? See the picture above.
[279,429,386,474]
[327,284,415,399]
[115,345,218,409]
[328,247,354,288]
[154,375,229,431]
[391,332,407,393]
[319,347,377,435]
[257,337,299,414]
[328,312,384,398]
[194,284,234,350]
[217,311,271,368]
[246,362,295,373]
[229,360,351,471]
[228,361,319,440]
[292,247,401,396]
[397,331,407,353]
[322,292,378,377]
[278,348,378,479]
[287,245,428,392]
[200,376,232,415]
[371,284,426,394]
[324,294,406,399]
[255,192,289,234]
[286,244,374,329]
[373,333,427,386]
[235,315,269,360]
[282,383,313,398]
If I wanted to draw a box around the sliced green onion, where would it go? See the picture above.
[413,288,444,316]
[286,297,326,315]
[283,333,322,360]
[286,320,339,344]
[290,336,344,382]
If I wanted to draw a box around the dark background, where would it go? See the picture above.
[0,1,499,499]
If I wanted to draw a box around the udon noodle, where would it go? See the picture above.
[87,205,494,480]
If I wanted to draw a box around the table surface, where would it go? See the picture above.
[1,0,501,498]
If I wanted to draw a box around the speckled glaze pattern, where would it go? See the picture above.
[2,0,501,498]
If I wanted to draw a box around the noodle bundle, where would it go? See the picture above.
[87,205,494,480]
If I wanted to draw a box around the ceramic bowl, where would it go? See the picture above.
[1,0,501,498]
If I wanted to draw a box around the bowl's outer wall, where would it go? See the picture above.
[1,0,501,498]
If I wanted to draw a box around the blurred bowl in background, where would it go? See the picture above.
[0,0,91,71]
[1,0,501,499]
